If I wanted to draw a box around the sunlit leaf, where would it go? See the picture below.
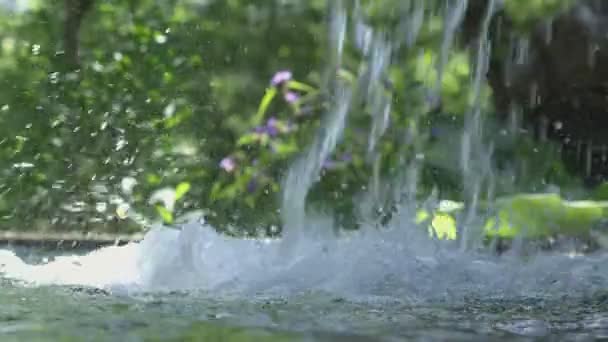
[415,209,430,224]
[271,141,298,157]
[252,87,277,126]
[286,80,316,93]
[147,174,162,185]
[156,205,174,224]
[484,194,608,239]
[175,182,191,201]
[431,213,457,240]
[237,133,262,146]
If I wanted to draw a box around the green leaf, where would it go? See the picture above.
[271,140,298,157]
[245,195,255,208]
[484,194,608,239]
[430,213,457,240]
[147,173,162,185]
[175,182,191,201]
[337,69,356,84]
[286,80,316,93]
[237,132,262,146]
[593,182,608,200]
[210,182,224,201]
[156,205,174,224]
[415,209,430,224]
[252,87,277,126]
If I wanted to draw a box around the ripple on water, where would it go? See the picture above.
[495,319,551,337]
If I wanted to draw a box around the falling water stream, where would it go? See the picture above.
[2,1,608,340]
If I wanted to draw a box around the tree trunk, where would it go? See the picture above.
[64,0,94,69]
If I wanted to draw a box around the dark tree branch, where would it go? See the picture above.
[64,0,95,69]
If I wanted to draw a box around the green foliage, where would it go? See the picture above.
[0,0,594,242]
[416,194,608,242]
[0,0,326,233]
[485,194,608,239]
[504,0,577,27]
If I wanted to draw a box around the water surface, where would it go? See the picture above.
[2,276,608,341]
[2,223,608,341]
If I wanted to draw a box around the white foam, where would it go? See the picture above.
[0,243,140,288]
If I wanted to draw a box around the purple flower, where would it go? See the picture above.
[430,126,442,138]
[284,91,300,104]
[322,153,352,171]
[246,178,257,193]
[271,70,292,87]
[219,157,236,172]
[322,159,338,170]
[266,117,279,137]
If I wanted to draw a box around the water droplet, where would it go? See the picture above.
[515,37,529,65]
[121,177,137,195]
[543,19,553,44]
[163,102,176,118]
[12,162,34,169]
[31,44,40,55]
[586,141,593,177]
[116,203,129,219]
[115,138,128,151]
[154,33,167,44]
[553,121,563,130]
[96,202,107,213]
[92,61,103,72]
[48,71,60,84]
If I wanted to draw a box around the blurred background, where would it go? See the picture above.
[0,0,604,239]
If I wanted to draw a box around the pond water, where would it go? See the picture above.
[2,274,608,341]
[1,223,608,341]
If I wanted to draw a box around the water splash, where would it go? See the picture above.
[352,7,395,205]
[280,1,351,250]
[280,86,352,250]
[435,0,469,105]
[2,217,608,302]
[397,0,426,48]
[459,0,498,250]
